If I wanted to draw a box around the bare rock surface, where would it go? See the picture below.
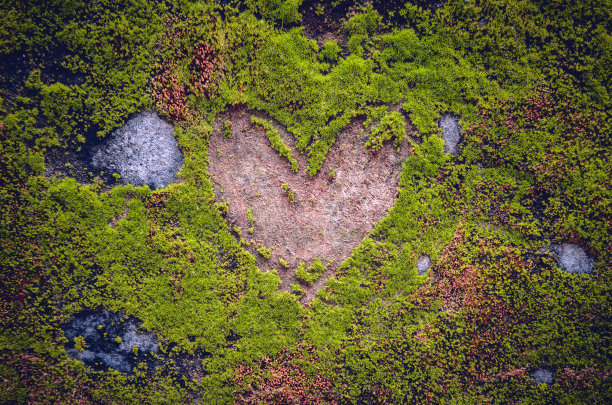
[62,309,158,374]
[208,108,414,303]
[552,243,595,274]
[90,111,183,190]
[439,114,462,155]
[531,368,554,385]
[416,254,432,275]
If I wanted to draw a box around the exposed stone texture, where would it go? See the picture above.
[416,254,432,275]
[439,114,462,155]
[208,108,414,303]
[90,111,183,190]
[531,368,554,385]
[551,243,595,274]
[62,309,158,373]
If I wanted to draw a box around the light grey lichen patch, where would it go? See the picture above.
[416,254,432,275]
[531,368,554,385]
[62,309,159,374]
[120,322,158,353]
[551,243,595,274]
[90,111,183,190]
[439,114,462,155]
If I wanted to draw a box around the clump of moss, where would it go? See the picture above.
[295,259,326,286]
[247,207,255,233]
[257,244,272,259]
[251,116,299,173]
[282,182,297,203]
[365,111,406,152]
[73,336,87,352]
[320,41,340,63]
[290,283,304,297]
[223,120,233,138]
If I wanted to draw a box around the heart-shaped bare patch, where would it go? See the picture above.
[208,108,413,303]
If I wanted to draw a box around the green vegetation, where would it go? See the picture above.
[281,182,297,203]
[223,120,233,138]
[365,111,406,152]
[320,40,340,63]
[256,244,272,259]
[0,0,609,403]
[290,282,304,297]
[74,336,86,352]
[247,206,255,233]
[250,116,299,172]
[296,259,326,286]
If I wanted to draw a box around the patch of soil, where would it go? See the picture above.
[208,108,414,304]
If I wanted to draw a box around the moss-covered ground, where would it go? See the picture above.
[0,0,610,403]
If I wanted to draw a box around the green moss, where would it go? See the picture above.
[257,244,271,259]
[0,0,609,403]
[74,336,87,352]
[281,182,297,203]
[365,111,406,152]
[320,40,340,64]
[296,259,326,286]
[251,116,299,173]
[223,120,233,138]
[246,0,304,26]
[247,207,255,234]
[290,283,304,297]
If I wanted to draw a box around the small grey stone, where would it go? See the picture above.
[551,243,594,274]
[416,254,432,275]
[531,368,554,385]
[478,18,488,27]
[439,114,462,155]
[90,111,183,190]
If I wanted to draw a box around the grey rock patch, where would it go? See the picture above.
[531,368,554,385]
[90,111,183,190]
[551,243,594,274]
[478,18,488,28]
[416,254,432,275]
[62,309,159,374]
[439,114,462,155]
[120,322,159,353]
